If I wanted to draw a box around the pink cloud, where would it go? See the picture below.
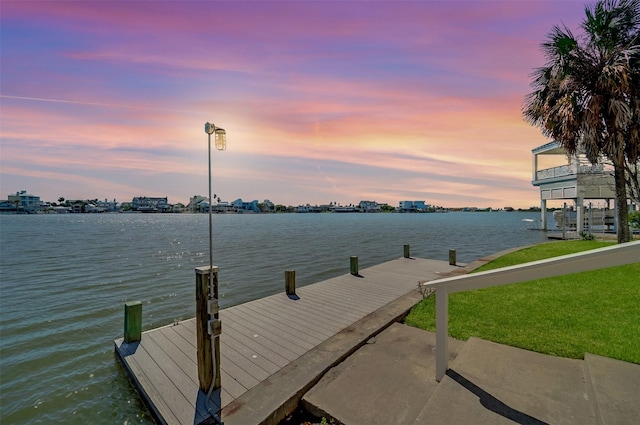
[2,0,587,208]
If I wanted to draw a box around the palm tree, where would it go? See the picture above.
[523,0,640,243]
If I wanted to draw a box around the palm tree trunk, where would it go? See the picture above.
[614,162,631,243]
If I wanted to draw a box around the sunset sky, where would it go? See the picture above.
[1,1,586,208]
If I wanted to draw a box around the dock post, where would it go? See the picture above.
[124,301,142,343]
[449,249,457,266]
[285,270,296,295]
[350,256,359,275]
[196,266,221,392]
[404,244,410,258]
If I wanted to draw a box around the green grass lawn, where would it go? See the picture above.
[404,240,640,364]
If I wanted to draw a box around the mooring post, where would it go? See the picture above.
[404,244,410,258]
[285,270,296,295]
[350,256,359,275]
[196,265,221,392]
[124,301,142,343]
[449,249,457,266]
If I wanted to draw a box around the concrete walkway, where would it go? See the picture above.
[302,323,640,425]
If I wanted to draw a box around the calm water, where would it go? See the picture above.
[0,212,549,424]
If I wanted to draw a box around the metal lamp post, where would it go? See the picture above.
[202,122,225,413]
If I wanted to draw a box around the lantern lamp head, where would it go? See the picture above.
[214,128,226,151]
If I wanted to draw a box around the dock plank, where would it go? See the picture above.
[116,339,198,425]
[229,303,324,349]
[147,320,258,397]
[221,313,304,360]
[250,295,355,331]
[248,297,343,337]
[160,326,243,402]
[141,332,212,421]
[115,257,458,425]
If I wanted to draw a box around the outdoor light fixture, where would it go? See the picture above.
[205,122,226,151]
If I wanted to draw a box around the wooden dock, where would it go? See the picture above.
[114,257,462,425]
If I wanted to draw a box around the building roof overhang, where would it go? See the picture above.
[532,140,566,155]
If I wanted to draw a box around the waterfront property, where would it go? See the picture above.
[531,141,624,233]
[0,190,43,213]
[132,196,171,213]
[114,254,463,425]
[398,200,429,212]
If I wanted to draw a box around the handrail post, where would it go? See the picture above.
[435,286,448,382]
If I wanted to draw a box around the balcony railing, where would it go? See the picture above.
[535,163,606,181]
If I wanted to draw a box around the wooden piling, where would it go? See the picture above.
[449,249,457,266]
[350,256,359,275]
[124,301,142,343]
[285,270,296,295]
[195,266,221,392]
[404,244,410,258]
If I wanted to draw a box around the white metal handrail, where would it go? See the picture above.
[421,241,640,381]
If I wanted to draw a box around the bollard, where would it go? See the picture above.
[350,256,359,275]
[404,244,410,258]
[449,249,457,266]
[285,270,296,295]
[124,301,142,343]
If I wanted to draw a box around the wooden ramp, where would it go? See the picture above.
[114,257,460,425]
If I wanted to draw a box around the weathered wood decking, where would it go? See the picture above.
[114,257,461,425]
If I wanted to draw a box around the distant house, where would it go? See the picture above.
[84,199,119,213]
[211,201,234,213]
[4,190,43,213]
[297,204,321,213]
[132,196,170,212]
[232,199,259,213]
[84,203,103,213]
[358,201,382,213]
[261,199,275,213]
[188,195,208,212]
[398,200,428,212]
[97,199,119,212]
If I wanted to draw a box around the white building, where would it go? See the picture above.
[398,200,428,212]
[531,140,618,232]
[232,199,259,213]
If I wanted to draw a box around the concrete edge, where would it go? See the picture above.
[219,289,425,425]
